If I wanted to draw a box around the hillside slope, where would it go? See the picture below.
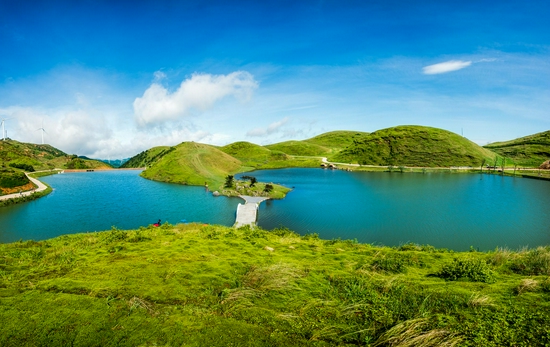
[484,130,550,166]
[120,146,171,168]
[304,130,370,152]
[220,141,318,169]
[265,140,331,156]
[140,142,245,188]
[0,140,110,172]
[331,125,497,167]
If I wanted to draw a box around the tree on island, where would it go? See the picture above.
[224,175,234,188]
[263,183,273,194]
[241,175,257,187]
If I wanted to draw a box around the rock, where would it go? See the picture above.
[213,191,220,196]
[264,246,274,252]
[540,160,550,169]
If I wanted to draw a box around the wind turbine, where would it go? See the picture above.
[37,120,47,144]
[1,117,12,141]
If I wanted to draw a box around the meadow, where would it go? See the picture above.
[1,223,549,346]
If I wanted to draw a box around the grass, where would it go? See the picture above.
[304,130,371,153]
[119,145,171,168]
[1,224,549,346]
[330,125,497,167]
[141,142,247,188]
[484,130,550,167]
[0,139,109,171]
[265,140,332,156]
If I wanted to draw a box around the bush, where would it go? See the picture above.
[9,163,35,172]
[0,171,29,188]
[510,248,550,276]
[436,258,496,283]
[372,255,408,273]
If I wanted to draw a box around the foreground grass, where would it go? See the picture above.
[1,224,549,346]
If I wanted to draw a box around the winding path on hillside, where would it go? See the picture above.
[0,172,51,201]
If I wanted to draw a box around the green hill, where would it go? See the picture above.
[484,130,550,167]
[0,139,110,172]
[220,141,276,166]
[140,142,245,188]
[1,224,549,346]
[120,146,171,168]
[304,130,370,152]
[265,140,331,156]
[220,141,316,169]
[331,125,497,167]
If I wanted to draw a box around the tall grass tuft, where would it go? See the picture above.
[515,279,539,295]
[374,318,462,347]
[510,247,550,275]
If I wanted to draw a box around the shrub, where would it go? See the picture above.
[436,258,496,283]
[9,163,35,172]
[510,247,550,276]
[372,255,408,274]
[271,226,298,237]
[0,171,29,188]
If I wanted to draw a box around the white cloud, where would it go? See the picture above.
[133,71,258,126]
[246,117,289,137]
[422,60,472,75]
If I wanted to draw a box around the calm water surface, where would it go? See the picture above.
[239,168,550,251]
[0,170,241,243]
[1,168,549,251]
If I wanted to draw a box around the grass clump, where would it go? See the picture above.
[436,258,496,283]
[510,247,550,276]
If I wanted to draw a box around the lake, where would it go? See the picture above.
[1,168,549,251]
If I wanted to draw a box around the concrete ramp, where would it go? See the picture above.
[234,195,269,228]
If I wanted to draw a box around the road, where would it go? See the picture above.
[0,172,51,201]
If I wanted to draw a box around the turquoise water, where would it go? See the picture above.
[0,170,241,243]
[239,168,550,251]
[1,168,549,251]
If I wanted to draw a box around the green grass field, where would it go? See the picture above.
[1,224,549,346]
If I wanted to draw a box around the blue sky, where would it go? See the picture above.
[0,0,549,158]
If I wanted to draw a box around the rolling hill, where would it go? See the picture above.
[330,125,497,167]
[120,146,171,169]
[0,140,110,171]
[304,130,370,152]
[140,142,245,188]
[484,130,550,166]
[264,140,331,156]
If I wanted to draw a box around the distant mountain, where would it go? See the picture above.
[331,125,497,167]
[484,130,550,166]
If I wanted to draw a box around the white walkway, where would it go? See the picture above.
[0,172,49,201]
[234,195,269,228]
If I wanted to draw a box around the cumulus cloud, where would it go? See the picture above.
[422,60,472,75]
[133,71,258,126]
[246,117,289,137]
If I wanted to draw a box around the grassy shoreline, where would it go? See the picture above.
[1,223,549,346]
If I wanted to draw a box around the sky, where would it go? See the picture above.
[0,0,549,159]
